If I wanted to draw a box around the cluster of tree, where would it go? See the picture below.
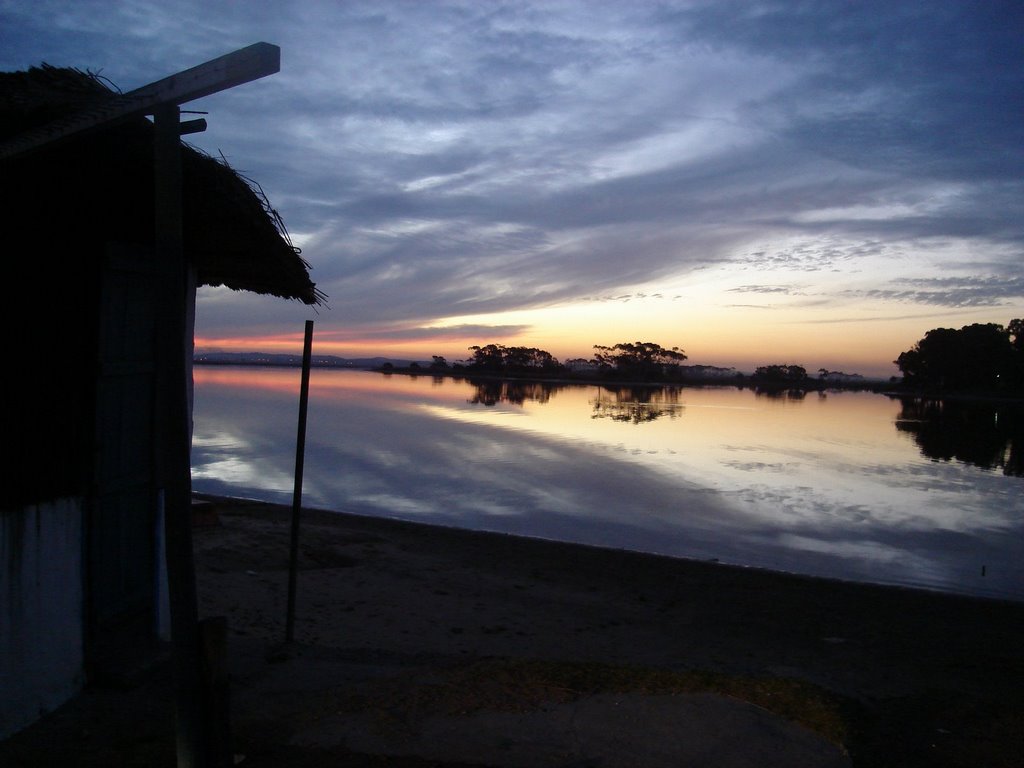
[376,321,1024,402]
[386,340,884,392]
[592,341,688,380]
[751,364,809,386]
[894,320,1023,395]
[453,341,689,381]
[464,344,561,373]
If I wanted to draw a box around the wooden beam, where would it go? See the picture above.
[131,42,280,109]
[0,42,279,161]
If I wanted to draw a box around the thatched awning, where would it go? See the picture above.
[0,64,324,305]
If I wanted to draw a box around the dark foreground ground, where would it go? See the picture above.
[2,496,1022,767]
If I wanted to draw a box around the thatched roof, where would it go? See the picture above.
[0,64,324,305]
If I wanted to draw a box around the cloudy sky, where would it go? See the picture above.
[3,0,1022,376]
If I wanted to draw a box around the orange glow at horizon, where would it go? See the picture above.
[195,333,485,362]
[193,244,1024,380]
[194,323,909,378]
[195,291,1022,380]
[193,362,484,410]
[195,332,313,354]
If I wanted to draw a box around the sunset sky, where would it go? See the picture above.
[3,1,1022,377]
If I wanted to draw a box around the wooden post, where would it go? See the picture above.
[154,103,206,768]
[286,320,314,643]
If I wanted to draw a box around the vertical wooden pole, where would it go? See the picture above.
[286,320,314,643]
[154,103,206,768]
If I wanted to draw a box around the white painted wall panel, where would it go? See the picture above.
[0,498,84,739]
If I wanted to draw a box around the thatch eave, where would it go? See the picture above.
[0,64,324,306]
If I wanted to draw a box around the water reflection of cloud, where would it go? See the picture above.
[192,371,1024,601]
[720,460,795,473]
[191,429,251,452]
[349,493,438,516]
[191,453,295,496]
[775,534,918,565]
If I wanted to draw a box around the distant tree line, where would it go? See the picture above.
[378,320,1024,400]
[385,340,878,391]
[894,319,1023,395]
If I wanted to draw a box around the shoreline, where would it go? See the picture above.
[193,492,1021,606]
[199,498,1024,764]
[4,495,1022,767]
[192,497,1024,766]
[196,359,1024,403]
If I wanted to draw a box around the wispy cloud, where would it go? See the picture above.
[3,0,1021,364]
[314,324,532,343]
[727,284,806,296]
[850,276,1024,308]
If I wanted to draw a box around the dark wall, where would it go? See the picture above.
[4,236,101,508]
[3,126,154,509]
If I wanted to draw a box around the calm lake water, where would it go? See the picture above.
[191,366,1024,602]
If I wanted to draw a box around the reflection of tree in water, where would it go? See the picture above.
[894,398,1023,477]
[754,387,808,401]
[467,380,560,406]
[591,386,684,424]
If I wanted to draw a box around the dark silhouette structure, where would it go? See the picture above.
[0,53,321,748]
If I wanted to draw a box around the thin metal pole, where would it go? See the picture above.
[286,320,314,643]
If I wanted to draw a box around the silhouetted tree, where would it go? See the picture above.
[895,322,1019,393]
[752,364,809,385]
[592,341,687,380]
[467,344,506,371]
[466,344,562,375]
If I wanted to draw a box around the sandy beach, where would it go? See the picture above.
[2,495,1021,766]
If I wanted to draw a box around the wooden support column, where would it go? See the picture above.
[153,103,206,768]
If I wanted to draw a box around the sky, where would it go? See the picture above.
[3,0,1022,377]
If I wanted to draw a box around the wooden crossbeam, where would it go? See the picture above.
[0,42,280,161]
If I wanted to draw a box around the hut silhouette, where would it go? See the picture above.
[0,59,323,742]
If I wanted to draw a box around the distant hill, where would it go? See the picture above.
[194,351,425,369]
